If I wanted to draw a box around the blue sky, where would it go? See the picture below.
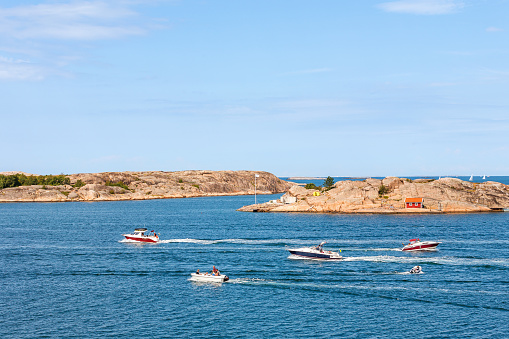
[1,0,508,176]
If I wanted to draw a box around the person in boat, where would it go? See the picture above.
[410,266,422,274]
[196,269,200,275]
[212,266,218,274]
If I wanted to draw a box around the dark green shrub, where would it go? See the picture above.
[378,184,388,197]
[73,179,86,188]
[323,176,335,188]
[105,180,130,190]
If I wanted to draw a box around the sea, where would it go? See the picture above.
[1,176,508,338]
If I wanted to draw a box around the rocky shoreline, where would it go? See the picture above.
[0,170,292,202]
[238,177,509,213]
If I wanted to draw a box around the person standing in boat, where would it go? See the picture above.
[212,266,219,275]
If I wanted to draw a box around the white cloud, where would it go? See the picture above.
[0,1,147,40]
[0,1,162,81]
[378,0,464,15]
[0,56,46,80]
[486,27,503,32]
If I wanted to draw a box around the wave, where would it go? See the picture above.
[159,238,217,244]
[226,278,508,302]
[342,255,509,267]
[159,238,308,245]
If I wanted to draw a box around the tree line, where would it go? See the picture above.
[0,174,71,189]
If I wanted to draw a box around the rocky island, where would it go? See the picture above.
[238,177,509,213]
[0,170,292,202]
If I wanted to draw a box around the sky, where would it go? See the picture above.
[0,0,508,177]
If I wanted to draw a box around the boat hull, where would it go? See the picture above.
[402,241,440,251]
[123,235,159,243]
[189,273,229,283]
[288,249,342,260]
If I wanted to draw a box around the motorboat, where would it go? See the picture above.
[409,266,423,274]
[122,228,159,243]
[402,238,440,251]
[189,272,229,283]
[287,241,342,260]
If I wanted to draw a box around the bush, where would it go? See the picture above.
[192,184,200,189]
[73,179,86,188]
[378,184,388,197]
[305,183,319,190]
[0,174,70,189]
[323,176,335,188]
[105,180,130,190]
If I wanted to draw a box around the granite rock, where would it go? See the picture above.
[238,177,509,213]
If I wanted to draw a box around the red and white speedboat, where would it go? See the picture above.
[122,228,159,243]
[402,239,440,251]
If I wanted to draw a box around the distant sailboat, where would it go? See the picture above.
[469,175,473,181]
[482,175,486,179]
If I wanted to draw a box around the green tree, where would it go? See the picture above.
[323,176,335,189]
[378,184,388,197]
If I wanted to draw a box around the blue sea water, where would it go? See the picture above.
[1,192,509,338]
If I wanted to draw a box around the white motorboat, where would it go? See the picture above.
[402,238,440,251]
[122,228,159,243]
[409,266,423,274]
[288,241,342,260]
[190,273,229,283]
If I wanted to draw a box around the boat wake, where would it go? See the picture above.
[342,255,509,267]
[346,247,402,252]
[159,238,304,245]
[159,238,217,244]
[228,278,269,284]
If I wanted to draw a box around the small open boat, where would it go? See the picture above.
[402,239,440,251]
[409,266,423,274]
[122,228,159,243]
[190,273,229,283]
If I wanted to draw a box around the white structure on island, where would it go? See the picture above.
[280,196,297,204]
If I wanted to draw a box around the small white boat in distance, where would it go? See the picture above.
[409,266,423,274]
[402,239,440,251]
[122,228,159,243]
[288,241,342,260]
[469,175,473,181]
[190,273,229,283]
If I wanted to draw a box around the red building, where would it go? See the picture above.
[405,197,423,208]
